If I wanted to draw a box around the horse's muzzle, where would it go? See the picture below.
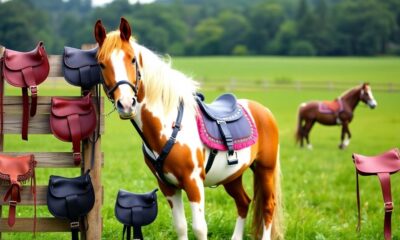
[116,97,137,119]
[368,99,377,109]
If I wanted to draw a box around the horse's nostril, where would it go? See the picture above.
[132,98,136,107]
[116,100,124,111]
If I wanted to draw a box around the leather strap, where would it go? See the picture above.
[205,149,218,173]
[79,65,91,90]
[217,120,234,155]
[133,101,184,187]
[4,184,21,227]
[21,67,38,117]
[21,87,29,140]
[133,225,143,240]
[67,114,82,165]
[377,172,393,240]
[356,171,394,240]
[66,195,80,240]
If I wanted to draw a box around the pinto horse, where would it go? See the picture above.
[94,18,282,239]
[296,83,377,149]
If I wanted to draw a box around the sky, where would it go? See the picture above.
[91,0,155,7]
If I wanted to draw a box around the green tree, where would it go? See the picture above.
[193,18,223,55]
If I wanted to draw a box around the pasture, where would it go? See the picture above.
[2,57,400,239]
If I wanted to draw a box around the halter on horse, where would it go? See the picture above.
[94,18,283,239]
[296,83,377,149]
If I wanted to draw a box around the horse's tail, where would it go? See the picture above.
[252,147,284,239]
[295,105,303,144]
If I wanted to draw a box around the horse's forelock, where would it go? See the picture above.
[97,30,136,63]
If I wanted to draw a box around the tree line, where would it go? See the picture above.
[0,0,399,56]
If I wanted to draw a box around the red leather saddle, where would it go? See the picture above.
[1,42,50,140]
[50,94,97,166]
[353,148,400,240]
[0,154,36,228]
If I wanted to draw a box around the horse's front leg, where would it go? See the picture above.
[163,187,189,240]
[183,175,207,240]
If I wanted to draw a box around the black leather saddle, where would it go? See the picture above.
[63,46,102,90]
[115,189,158,240]
[196,93,243,122]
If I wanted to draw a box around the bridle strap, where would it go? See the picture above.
[107,80,137,98]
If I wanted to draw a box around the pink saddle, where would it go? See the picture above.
[352,148,400,240]
[318,99,343,114]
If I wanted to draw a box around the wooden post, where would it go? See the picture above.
[0,45,4,240]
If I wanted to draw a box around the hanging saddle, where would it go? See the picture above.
[50,94,97,166]
[63,46,102,90]
[115,189,158,240]
[1,42,49,140]
[352,148,400,240]
[47,171,95,240]
[0,154,36,228]
[196,93,258,167]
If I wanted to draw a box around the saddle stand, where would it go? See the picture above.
[352,148,400,240]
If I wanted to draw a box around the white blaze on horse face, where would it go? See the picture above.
[366,86,377,107]
[110,50,137,116]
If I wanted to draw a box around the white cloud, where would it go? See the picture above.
[92,0,155,7]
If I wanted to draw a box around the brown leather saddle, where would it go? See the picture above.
[0,154,36,229]
[352,148,400,240]
[1,42,50,140]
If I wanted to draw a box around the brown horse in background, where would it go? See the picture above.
[296,83,377,149]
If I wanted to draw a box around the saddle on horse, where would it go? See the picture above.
[1,42,50,140]
[0,154,36,229]
[196,93,258,172]
[352,148,400,240]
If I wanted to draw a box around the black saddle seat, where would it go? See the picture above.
[196,93,243,122]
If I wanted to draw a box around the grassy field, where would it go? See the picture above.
[2,57,400,239]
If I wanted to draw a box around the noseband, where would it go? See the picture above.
[102,60,141,104]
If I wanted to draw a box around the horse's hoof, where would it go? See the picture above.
[338,144,346,149]
[307,144,313,150]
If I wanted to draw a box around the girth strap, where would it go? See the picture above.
[67,114,82,165]
[66,195,80,240]
[205,149,218,173]
[377,173,393,240]
[356,171,394,240]
[216,120,234,155]
[79,65,91,89]
[21,67,39,140]
[4,184,21,227]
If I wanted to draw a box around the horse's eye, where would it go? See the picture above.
[99,63,105,69]
[132,58,136,64]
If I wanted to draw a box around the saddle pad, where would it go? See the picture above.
[196,104,258,151]
[318,100,343,114]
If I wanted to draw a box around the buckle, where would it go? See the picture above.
[70,221,80,228]
[172,121,181,130]
[30,86,38,95]
[217,120,226,125]
[73,152,81,159]
[226,152,238,165]
[385,202,394,212]
[9,200,17,206]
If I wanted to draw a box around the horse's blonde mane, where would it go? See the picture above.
[134,43,199,116]
[98,30,199,116]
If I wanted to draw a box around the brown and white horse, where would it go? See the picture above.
[94,18,283,239]
[296,83,377,149]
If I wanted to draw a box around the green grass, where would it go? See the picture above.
[2,57,400,239]
[172,56,400,85]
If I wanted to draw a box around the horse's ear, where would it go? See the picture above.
[119,17,131,41]
[362,82,369,88]
[94,20,106,47]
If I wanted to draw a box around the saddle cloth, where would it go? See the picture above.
[318,99,343,114]
[196,93,258,151]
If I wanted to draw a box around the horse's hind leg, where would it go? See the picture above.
[304,120,315,149]
[223,175,251,240]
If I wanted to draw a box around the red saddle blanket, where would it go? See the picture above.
[196,104,258,151]
[318,99,343,114]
